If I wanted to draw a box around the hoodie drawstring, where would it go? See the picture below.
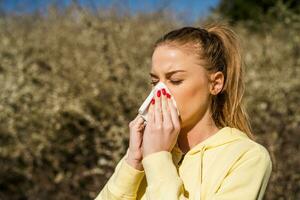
[193,146,207,200]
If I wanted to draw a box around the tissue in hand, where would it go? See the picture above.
[138,82,180,123]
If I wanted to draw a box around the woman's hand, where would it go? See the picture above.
[142,88,181,158]
[126,114,146,170]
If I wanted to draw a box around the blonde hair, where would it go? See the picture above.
[152,22,254,140]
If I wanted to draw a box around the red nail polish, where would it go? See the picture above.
[162,88,166,95]
[151,98,155,104]
[167,93,171,99]
[157,90,161,97]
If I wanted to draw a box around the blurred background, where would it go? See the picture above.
[0,0,299,199]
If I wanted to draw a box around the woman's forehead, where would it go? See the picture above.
[151,46,202,74]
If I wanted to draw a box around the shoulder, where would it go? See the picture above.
[227,128,273,168]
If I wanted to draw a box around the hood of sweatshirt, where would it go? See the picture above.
[170,126,250,199]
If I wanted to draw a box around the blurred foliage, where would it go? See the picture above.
[215,0,300,25]
[0,3,299,200]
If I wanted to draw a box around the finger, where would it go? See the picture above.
[161,88,172,124]
[131,115,139,125]
[166,93,180,129]
[154,89,162,125]
[132,115,144,128]
[136,115,145,125]
[137,123,145,131]
[132,114,143,126]
[148,98,155,123]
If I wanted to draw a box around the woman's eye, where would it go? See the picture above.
[150,80,182,86]
[150,81,158,86]
[170,80,182,85]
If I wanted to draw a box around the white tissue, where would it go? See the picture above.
[138,82,180,123]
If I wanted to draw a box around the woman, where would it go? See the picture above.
[95,22,272,200]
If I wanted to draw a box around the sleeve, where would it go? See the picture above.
[141,151,189,200]
[94,149,145,200]
[210,146,273,200]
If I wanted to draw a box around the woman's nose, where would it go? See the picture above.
[159,80,168,87]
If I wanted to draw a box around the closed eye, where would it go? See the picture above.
[150,80,183,86]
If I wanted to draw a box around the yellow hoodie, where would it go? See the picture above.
[95,126,272,200]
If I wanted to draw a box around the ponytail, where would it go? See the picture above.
[204,22,253,139]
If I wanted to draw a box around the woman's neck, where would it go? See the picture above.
[177,109,219,154]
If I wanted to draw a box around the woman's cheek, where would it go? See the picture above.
[173,89,191,119]
[181,87,203,116]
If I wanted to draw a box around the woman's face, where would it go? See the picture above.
[150,45,215,129]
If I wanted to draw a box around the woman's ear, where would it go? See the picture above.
[209,71,224,95]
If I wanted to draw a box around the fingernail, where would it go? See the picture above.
[157,90,161,97]
[167,93,171,99]
[151,98,155,104]
[162,88,166,95]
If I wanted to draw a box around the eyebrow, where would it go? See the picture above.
[149,70,187,78]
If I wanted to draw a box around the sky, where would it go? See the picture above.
[1,0,221,23]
